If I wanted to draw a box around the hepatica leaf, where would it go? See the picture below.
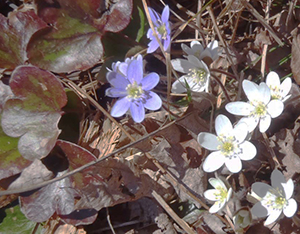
[1,65,67,160]
[0,10,47,70]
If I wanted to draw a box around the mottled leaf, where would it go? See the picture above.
[0,81,13,112]
[1,65,67,160]
[20,172,74,223]
[0,10,47,70]
[291,33,300,85]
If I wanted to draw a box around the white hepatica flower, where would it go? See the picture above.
[204,177,232,213]
[225,80,284,133]
[233,207,252,233]
[181,40,220,62]
[171,55,210,93]
[251,169,297,226]
[266,71,292,102]
[198,114,256,173]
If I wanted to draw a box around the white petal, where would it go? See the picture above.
[283,198,297,217]
[226,187,233,201]
[239,141,257,160]
[264,209,282,226]
[267,100,284,118]
[258,82,271,104]
[259,115,271,133]
[225,102,253,116]
[197,132,220,150]
[251,202,268,218]
[282,179,294,200]
[271,169,286,189]
[209,201,226,213]
[171,58,194,73]
[232,122,248,143]
[280,78,292,98]
[266,71,280,87]
[171,77,188,94]
[215,114,233,136]
[204,189,219,201]
[225,157,242,173]
[187,55,204,68]
[202,151,225,172]
[252,182,273,199]
[242,80,259,102]
[208,177,226,190]
[238,116,259,133]
[206,40,219,61]
[181,43,194,55]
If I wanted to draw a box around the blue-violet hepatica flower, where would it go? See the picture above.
[198,114,257,173]
[106,55,162,123]
[147,5,171,53]
[226,80,284,133]
[171,55,210,93]
[251,169,297,226]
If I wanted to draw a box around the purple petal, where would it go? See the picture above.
[147,38,160,53]
[144,91,162,110]
[141,73,160,90]
[163,36,171,51]
[105,87,127,98]
[161,5,170,23]
[106,72,130,89]
[127,59,143,84]
[148,7,160,24]
[111,97,130,117]
[130,101,145,123]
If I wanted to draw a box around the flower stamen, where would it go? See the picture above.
[126,81,144,99]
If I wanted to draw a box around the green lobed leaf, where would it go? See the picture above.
[1,65,67,160]
[0,203,43,234]
[0,10,47,70]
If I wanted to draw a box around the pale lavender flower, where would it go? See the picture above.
[106,55,162,123]
[147,5,171,53]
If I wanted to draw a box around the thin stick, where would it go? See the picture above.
[106,207,116,234]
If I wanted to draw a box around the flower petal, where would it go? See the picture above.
[267,100,284,118]
[225,101,253,116]
[105,87,127,98]
[280,77,292,98]
[251,202,269,218]
[264,209,282,226]
[141,73,160,90]
[202,151,225,172]
[204,189,219,201]
[238,116,259,133]
[225,157,242,173]
[181,43,194,55]
[209,201,226,213]
[171,77,188,93]
[163,35,171,51]
[111,97,130,117]
[197,132,220,150]
[130,101,145,123]
[191,40,202,50]
[266,71,280,87]
[143,91,162,110]
[161,5,169,23]
[148,7,159,23]
[207,40,219,61]
[239,141,257,160]
[251,182,273,198]
[215,114,233,136]
[171,58,195,73]
[258,82,271,104]
[259,115,271,133]
[270,169,286,192]
[242,80,259,102]
[106,72,130,89]
[282,179,294,200]
[127,57,143,84]
[283,198,297,217]
[232,122,248,142]
[208,177,226,190]
[147,38,159,53]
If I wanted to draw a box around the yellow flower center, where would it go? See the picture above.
[214,186,228,203]
[217,135,236,157]
[157,23,167,39]
[250,101,267,117]
[188,68,207,84]
[126,81,144,99]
